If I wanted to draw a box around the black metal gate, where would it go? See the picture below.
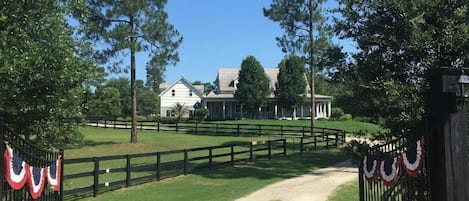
[0,120,63,201]
[358,137,431,201]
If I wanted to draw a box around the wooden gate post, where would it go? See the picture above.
[428,69,469,201]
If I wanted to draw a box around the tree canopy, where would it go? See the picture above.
[0,1,101,148]
[234,56,271,118]
[333,0,469,136]
[264,0,335,128]
[71,0,183,143]
[276,55,307,117]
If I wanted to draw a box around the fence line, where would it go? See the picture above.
[80,118,346,141]
[63,139,286,198]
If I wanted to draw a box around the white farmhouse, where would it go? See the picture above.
[159,77,204,117]
[159,68,332,120]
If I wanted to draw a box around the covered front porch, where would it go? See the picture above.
[203,97,332,120]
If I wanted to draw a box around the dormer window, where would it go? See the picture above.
[172,89,175,96]
[189,89,193,96]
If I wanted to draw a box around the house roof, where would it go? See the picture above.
[159,77,204,98]
[217,68,279,93]
[211,67,332,100]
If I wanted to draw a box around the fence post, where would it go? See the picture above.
[104,119,107,128]
[0,118,4,199]
[93,157,99,197]
[258,125,262,135]
[283,139,287,156]
[280,125,284,138]
[358,156,365,201]
[125,121,128,129]
[216,124,219,135]
[60,149,64,201]
[184,150,188,175]
[230,145,234,166]
[237,124,240,136]
[195,122,198,135]
[156,153,160,181]
[314,135,317,151]
[208,148,213,170]
[126,155,131,187]
[343,131,346,144]
[335,132,338,147]
[140,121,143,130]
[249,143,253,162]
[326,134,329,149]
[302,126,305,137]
[300,137,304,155]
[176,122,178,132]
[113,120,116,129]
[157,121,160,132]
[268,140,272,160]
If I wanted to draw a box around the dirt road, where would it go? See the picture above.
[235,161,357,201]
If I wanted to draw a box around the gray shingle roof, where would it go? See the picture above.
[217,68,280,93]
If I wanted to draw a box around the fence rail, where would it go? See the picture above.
[358,136,430,201]
[63,139,287,198]
[82,118,346,141]
[1,119,64,201]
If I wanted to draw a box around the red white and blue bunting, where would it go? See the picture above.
[379,157,400,186]
[3,143,62,200]
[402,137,424,176]
[28,167,47,199]
[363,155,379,182]
[4,145,29,190]
[362,137,424,186]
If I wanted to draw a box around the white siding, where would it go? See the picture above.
[160,82,202,117]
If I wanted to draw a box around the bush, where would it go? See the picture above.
[339,113,353,121]
[330,107,345,120]
[192,108,209,121]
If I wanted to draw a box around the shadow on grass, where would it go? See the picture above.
[68,140,117,149]
[193,149,349,181]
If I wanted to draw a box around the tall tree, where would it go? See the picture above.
[0,1,98,147]
[72,0,183,143]
[334,0,468,135]
[88,87,122,117]
[234,56,271,118]
[264,0,332,132]
[276,55,307,118]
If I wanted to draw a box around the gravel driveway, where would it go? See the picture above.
[235,160,357,201]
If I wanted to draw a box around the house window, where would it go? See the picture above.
[189,89,193,96]
[172,89,175,96]
[235,104,241,113]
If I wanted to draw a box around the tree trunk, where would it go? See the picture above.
[308,0,315,136]
[130,15,138,143]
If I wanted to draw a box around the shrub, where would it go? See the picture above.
[330,107,345,120]
[339,113,353,121]
[193,108,209,121]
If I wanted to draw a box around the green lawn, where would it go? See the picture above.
[63,123,364,200]
[67,127,278,159]
[327,179,359,201]
[78,149,348,201]
[219,119,385,134]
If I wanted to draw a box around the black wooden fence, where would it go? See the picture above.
[63,139,286,199]
[84,119,346,140]
[0,120,64,201]
[358,137,430,201]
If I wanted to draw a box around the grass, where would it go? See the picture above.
[67,127,278,159]
[219,119,386,134]
[78,149,348,201]
[327,179,359,201]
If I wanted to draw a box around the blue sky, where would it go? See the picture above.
[120,1,355,84]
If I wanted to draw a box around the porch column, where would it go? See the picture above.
[315,103,319,119]
[327,101,331,118]
[274,104,278,119]
[293,107,296,120]
[322,103,326,118]
[301,105,304,118]
[222,101,226,119]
